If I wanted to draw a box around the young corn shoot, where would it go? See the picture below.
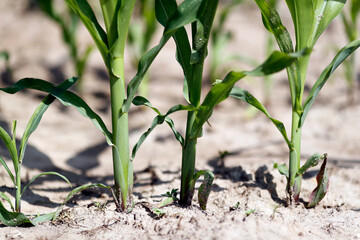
[131,0,305,209]
[233,0,360,207]
[0,79,77,226]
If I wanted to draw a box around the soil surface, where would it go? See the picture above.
[1,1,360,240]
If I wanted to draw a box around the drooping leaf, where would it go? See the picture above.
[0,78,113,146]
[198,170,214,210]
[301,39,360,127]
[21,172,72,197]
[297,153,324,176]
[307,155,329,208]
[18,77,77,162]
[0,201,34,226]
[0,155,15,185]
[131,96,196,158]
[190,50,302,139]
[230,87,291,148]
[0,192,14,211]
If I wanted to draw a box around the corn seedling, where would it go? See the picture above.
[131,0,304,209]
[231,0,360,207]
[128,0,157,97]
[0,79,77,226]
[340,0,360,103]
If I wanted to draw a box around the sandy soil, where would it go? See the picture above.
[0,1,360,239]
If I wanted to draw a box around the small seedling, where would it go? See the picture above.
[245,208,256,216]
[231,0,360,207]
[0,79,76,226]
[229,201,240,211]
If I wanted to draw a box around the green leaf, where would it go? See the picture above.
[301,39,360,127]
[65,0,109,67]
[131,96,195,158]
[273,163,289,179]
[21,172,72,197]
[230,87,291,148]
[198,170,214,210]
[53,183,112,220]
[307,155,329,208]
[0,192,14,211]
[0,155,15,185]
[190,50,301,139]
[124,0,209,112]
[31,212,57,225]
[0,126,18,170]
[0,201,34,226]
[19,77,77,162]
[297,153,324,176]
[156,0,193,102]
[0,78,113,146]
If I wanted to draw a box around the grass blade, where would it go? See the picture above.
[301,39,360,127]
[230,87,291,148]
[0,155,15,185]
[0,192,14,211]
[21,172,72,197]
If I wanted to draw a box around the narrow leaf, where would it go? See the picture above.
[307,155,329,208]
[301,39,360,127]
[0,192,14,211]
[19,77,77,162]
[0,126,18,170]
[230,87,291,148]
[0,155,15,185]
[21,172,72,197]
[191,50,301,140]
[0,78,113,146]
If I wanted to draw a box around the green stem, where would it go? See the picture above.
[15,165,21,212]
[110,57,131,211]
[180,62,204,206]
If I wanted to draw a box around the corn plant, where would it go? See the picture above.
[130,0,305,209]
[340,0,359,103]
[128,0,157,97]
[0,79,76,226]
[230,0,360,207]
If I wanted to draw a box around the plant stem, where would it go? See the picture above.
[15,165,21,212]
[180,62,204,206]
[110,57,132,211]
